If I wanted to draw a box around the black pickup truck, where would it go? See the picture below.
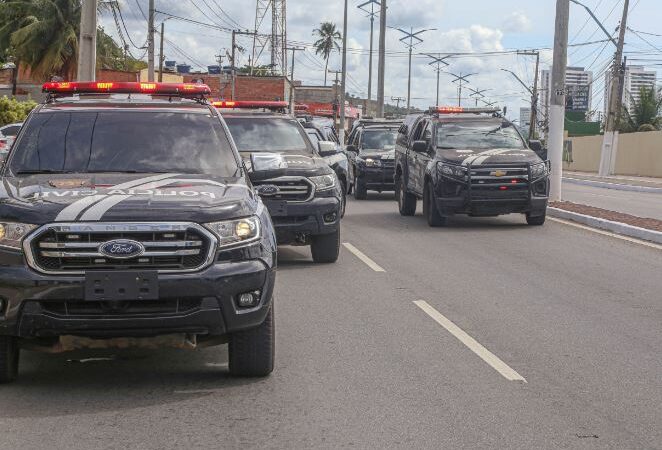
[219,102,343,263]
[395,107,549,226]
[0,82,277,382]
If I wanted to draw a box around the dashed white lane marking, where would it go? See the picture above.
[342,243,386,272]
[548,217,662,251]
[413,300,527,382]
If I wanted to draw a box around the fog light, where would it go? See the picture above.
[323,212,338,223]
[237,291,260,309]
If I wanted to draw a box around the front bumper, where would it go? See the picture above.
[434,177,549,217]
[357,165,396,191]
[0,249,276,340]
[263,196,341,245]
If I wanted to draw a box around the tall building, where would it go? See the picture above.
[605,65,657,112]
[541,66,593,115]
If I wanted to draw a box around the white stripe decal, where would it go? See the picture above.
[54,173,180,222]
[55,195,109,222]
[78,195,133,221]
[461,149,500,166]
[472,149,512,166]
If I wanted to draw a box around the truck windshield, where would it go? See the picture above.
[9,111,238,175]
[436,121,525,150]
[225,117,311,153]
[362,129,397,151]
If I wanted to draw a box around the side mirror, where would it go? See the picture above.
[412,140,428,153]
[528,140,547,160]
[345,144,358,154]
[318,141,338,157]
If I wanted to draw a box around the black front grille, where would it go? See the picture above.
[29,224,213,274]
[254,177,313,202]
[469,166,530,200]
[38,299,203,316]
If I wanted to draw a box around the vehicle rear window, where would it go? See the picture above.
[225,117,310,153]
[9,111,238,175]
[436,121,525,150]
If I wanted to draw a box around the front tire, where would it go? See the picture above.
[0,336,19,384]
[354,178,368,200]
[311,228,340,263]
[229,304,275,377]
[526,212,546,226]
[396,176,417,216]
[424,182,447,227]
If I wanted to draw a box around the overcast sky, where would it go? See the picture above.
[101,0,661,120]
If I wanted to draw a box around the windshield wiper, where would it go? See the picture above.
[437,146,458,150]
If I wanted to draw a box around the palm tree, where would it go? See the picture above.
[313,22,341,86]
[620,87,662,132]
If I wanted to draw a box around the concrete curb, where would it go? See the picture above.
[563,177,662,194]
[548,207,662,245]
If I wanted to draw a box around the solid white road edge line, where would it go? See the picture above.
[548,217,662,251]
[342,243,386,272]
[413,300,527,383]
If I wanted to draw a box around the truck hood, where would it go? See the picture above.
[0,173,257,225]
[359,148,396,161]
[241,152,332,181]
[440,148,543,166]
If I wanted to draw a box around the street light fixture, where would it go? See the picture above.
[424,54,450,107]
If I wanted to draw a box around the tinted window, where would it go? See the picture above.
[9,111,238,175]
[436,121,525,150]
[2,125,20,137]
[362,129,397,151]
[305,130,321,147]
[225,117,310,153]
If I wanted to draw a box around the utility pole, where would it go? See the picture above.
[392,27,436,112]
[503,50,540,140]
[339,0,349,143]
[77,0,98,81]
[147,0,155,82]
[358,1,380,115]
[600,0,629,176]
[425,54,450,107]
[231,30,258,101]
[376,0,386,117]
[158,21,165,82]
[391,96,405,109]
[548,0,570,201]
[448,72,476,107]
[468,87,490,107]
[286,47,305,114]
[329,69,342,127]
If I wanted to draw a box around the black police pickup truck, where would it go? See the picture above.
[218,102,343,263]
[0,82,277,383]
[345,119,402,200]
[395,107,549,226]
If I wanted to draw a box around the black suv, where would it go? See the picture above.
[395,107,549,226]
[220,102,343,263]
[0,82,277,383]
[346,120,402,200]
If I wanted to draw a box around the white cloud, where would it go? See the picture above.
[501,11,533,33]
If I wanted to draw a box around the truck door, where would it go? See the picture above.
[413,121,433,195]
[407,120,426,193]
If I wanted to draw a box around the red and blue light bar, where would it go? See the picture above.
[42,81,212,96]
[212,100,289,111]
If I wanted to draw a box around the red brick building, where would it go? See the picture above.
[182,74,291,102]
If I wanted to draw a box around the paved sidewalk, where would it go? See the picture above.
[564,171,662,189]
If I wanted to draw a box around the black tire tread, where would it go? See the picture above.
[0,336,19,384]
[228,304,275,377]
[526,213,546,226]
[397,177,417,216]
[311,228,341,263]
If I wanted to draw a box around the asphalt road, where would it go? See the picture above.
[562,180,662,220]
[2,194,661,449]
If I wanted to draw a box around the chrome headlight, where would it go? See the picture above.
[439,163,467,180]
[204,216,261,249]
[309,174,337,191]
[530,162,548,180]
[364,157,382,167]
[0,222,37,250]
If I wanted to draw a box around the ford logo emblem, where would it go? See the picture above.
[256,184,280,197]
[99,239,145,259]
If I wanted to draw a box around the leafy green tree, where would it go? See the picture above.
[0,95,36,126]
[313,22,341,86]
[620,87,662,133]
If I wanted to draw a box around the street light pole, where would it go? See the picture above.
[147,0,155,82]
[358,1,380,115]
[425,54,450,107]
[339,0,349,143]
[392,27,436,113]
[77,0,98,81]
[376,0,387,117]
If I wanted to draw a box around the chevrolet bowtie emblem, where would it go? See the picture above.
[491,170,507,177]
